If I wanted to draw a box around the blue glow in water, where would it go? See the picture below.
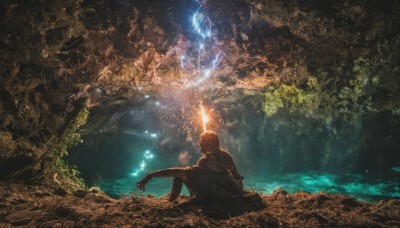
[243,172,400,202]
[391,167,400,173]
[100,171,399,202]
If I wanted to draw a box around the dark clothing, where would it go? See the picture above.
[184,149,244,203]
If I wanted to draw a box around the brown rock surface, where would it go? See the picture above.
[0,183,399,227]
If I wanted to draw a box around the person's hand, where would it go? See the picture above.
[136,175,152,191]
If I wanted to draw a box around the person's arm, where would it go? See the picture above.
[232,162,244,180]
[136,167,187,191]
[227,153,244,180]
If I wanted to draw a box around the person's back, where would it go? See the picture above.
[187,140,244,203]
[136,131,244,203]
[197,149,243,180]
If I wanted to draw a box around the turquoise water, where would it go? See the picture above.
[244,172,400,202]
[68,101,400,203]
[99,171,400,202]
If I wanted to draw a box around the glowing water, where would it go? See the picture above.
[99,171,399,202]
[69,102,400,202]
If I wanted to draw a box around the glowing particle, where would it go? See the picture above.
[144,95,150,98]
[132,172,138,176]
[150,133,157,138]
[145,152,154,159]
[155,101,160,106]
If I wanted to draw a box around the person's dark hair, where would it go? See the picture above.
[200,131,220,151]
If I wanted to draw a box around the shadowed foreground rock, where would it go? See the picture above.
[0,183,399,227]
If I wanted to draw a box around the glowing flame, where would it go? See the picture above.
[200,104,210,132]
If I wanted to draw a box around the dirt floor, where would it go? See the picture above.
[0,183,399,227]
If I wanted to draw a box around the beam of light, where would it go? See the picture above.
[182,10,223,89]
[198,69,211,84]
[180,55,186,68]
[192,12,204,38]
[185,51,222,88]
[192,12,211,39]
[184,69,211,88]
[200,104,210,132]
[199,43,204,50]
[211,52,222,70]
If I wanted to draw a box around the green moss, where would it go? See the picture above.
[352,38,400,114]
[263,84,297,116]
[263,78,321,117]
[263,73,361,128]
[263,35,400,126]
[42,103,89,192]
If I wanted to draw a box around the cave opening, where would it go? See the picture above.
[53,0,400,202]
[67,93,400,201]
[1,0,400,207]
[2,0,400,226]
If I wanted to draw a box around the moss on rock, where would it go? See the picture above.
[41,103,89,192]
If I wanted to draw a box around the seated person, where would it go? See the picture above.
[136,131,244,203]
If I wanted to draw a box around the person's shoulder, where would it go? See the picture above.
[197,153,212,164]
[203,151,217,158]
[220,149,233,157]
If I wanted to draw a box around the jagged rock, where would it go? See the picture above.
[340,197,363,208]
[54,187,67,196]
[74,189,88,198]
[0,183,399,227]
[273,188,288,196]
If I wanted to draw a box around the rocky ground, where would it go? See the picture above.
[0,182,399,227]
